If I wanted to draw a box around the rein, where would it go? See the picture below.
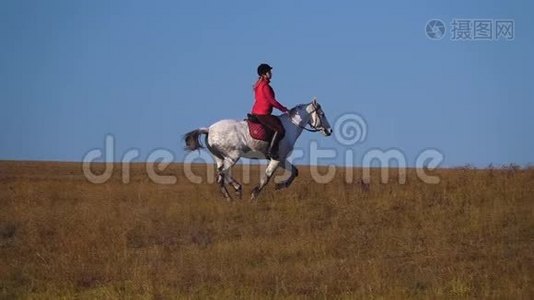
[298,124,321,132]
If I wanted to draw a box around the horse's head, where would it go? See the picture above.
[306,98,332,136]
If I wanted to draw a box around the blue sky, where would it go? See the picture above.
[1,0,533,167]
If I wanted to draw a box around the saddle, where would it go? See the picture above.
[246,114,274,142]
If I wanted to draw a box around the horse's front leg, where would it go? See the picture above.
[251,159,280,200]
[275,159,299,190]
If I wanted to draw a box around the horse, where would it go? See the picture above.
[183,98,332,200]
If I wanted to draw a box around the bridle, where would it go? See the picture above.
[298,122,321,132]
[292,104,322,132]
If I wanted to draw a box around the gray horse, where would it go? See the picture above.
[184,98,332,200]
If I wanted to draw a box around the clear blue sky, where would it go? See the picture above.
[1,0,533,167]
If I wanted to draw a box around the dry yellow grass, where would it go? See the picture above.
[0,161,533,298]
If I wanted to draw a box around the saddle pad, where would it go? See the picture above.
[246,120,273,142]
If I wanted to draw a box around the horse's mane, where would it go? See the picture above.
[285,104,307,118]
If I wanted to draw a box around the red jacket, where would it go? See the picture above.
[252,78,288,115]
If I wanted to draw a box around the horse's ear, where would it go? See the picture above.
[312,97,318,105]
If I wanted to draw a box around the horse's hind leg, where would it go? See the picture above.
[225,174,242,199]
[222,157,242,199]
[215,158,231,200]
[215,155,243,200]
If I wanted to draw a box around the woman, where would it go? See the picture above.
[251,63,289,159]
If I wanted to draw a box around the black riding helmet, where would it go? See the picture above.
[257,63,272,76]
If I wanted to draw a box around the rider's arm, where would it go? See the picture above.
[262,84,288,113]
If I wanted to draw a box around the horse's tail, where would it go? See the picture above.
[183,128,209,151]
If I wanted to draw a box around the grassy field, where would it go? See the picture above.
[0,161,533,298]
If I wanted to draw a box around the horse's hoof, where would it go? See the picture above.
[275,182,286,190]
[250,187,260,201]
[235,187,243,199]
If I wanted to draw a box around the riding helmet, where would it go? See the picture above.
[257,63,273,76]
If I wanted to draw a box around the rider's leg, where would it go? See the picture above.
[267,131,280,159]
[256,115,285,159]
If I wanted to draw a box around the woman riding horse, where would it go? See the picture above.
[251,63,289,159]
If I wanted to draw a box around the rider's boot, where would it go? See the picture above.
[267,131,280,160]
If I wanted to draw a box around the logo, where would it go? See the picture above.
[425,19,446,40]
